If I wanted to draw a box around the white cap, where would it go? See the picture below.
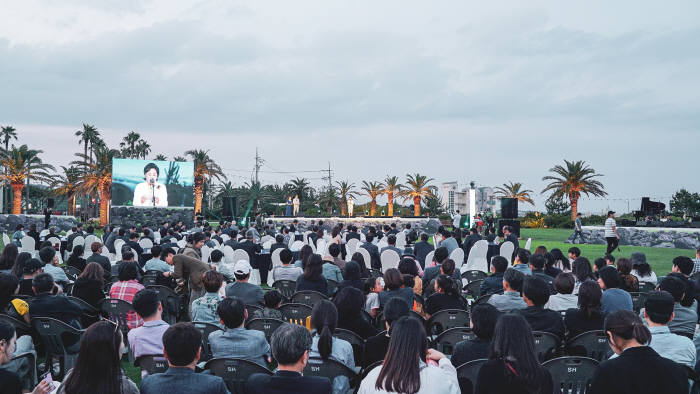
[233,260,252,275]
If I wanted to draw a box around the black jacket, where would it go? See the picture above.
[462,233,482,262]
[451,337,491,368]
[337,313,378,340]
[26,230,41,250]
[516,306,565,339]
[270,242,287,254]
[345,232,360,241]
[246,370,331,394]
[86,253,113,282]
[71,277,105,308]
[233,240,261,266]
[413,241,434,269]
[479,272,504,297]
[360,243,380,270]
[29,293,82,328]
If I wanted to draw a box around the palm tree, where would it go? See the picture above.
[0,126,18,213]
[336,180,357,216]
[288,178,310,202]
[75,123,100,164]
[399,173,436,216]
[0,145,55,214]
[51,166,81,216]
[494,181,535,205]
[71,146,120,225]
[119,131,141,158]
[541,160,607,220]
[154,154,167,161]
[173,156,186,162]
[185,149,227,216]
[382,176,403,217]
[317,186,339,215]
[135,140,151,160]
[361,181,384,216]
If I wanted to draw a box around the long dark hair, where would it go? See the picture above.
[632,259,652,277]
[68,245,85,265]
[333,287,364,318]
[10,252,32,279]
[0,244,19,270]
[577,280,603,319]
[303,254,324,281]
[63,321,123,394]
[0,273,19,310]
[572,257,595,283]
[376,316,426,394]
[490,314,548,393]
[436,274,459,297]
[550,248,570,271]
[351,252,365,268]
[299,245,313,270]
[311,300,337,359]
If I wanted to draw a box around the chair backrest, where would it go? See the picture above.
[142,271,159,287]
[0,313,31,334]
[272,280,297,301]
[449,248,464,269]
[395,232,407,248]
[200,244,211,263]
[83,235,100,249]
[20,236,35,252]
[565,330,613,362]
[2,232,11,246]
[433,327,476,355]
[357,248,372,270]
[456,358,488,394]
[71,236,85,250]
[464,240,488,272]
[192,321,223,362]
[424,250,435,268]
[222,246,235,263]
[524,238,532,251]
[638,282,656,293]
[291,290,328,307]
[543,356,599,394]
[345,238,360,257]
[262,240,273,250]
[629,292,649,313]
[327,279,339,296]
[46,237,61,249]
[426,309,470,336]
[64,266,83,282]
[380,250,400,273]
[532,331,561,362]
[176,239,187,248]
[271,248,283,268]
[304,357,358,390]
[99,298,135,339]
[146,285,180,325]
[245,304,263,323]
[39,229,50,237]
[333,328,365,362]
[290,240,304,252]
[232,249,250,263]
[316,239,327,256]
[135,355,169,375]
[279,303,313,325]
[464,279,484,298]
[31,317,84,357]
[245,318,286,342]
[461,270,488,283]
[499,241,514,264]
[205,357,273,393]
[10,351,36,389]
[260,235,273,244]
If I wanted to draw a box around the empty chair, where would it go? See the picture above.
[565,330,613,362]
[345,238,360,258]
[532,331,561,362]
[461,270,488,283]
[222,246,235,263]
[464,279,484,298]
[449,248,464,269]
[98,298,136,346]
[232,249,250,263]
[290,240,304,252]
[499,241,514,264]
[19,236,36,255]
[200,244,211,263]
[380,250,400,273]
[315,239,327,256]
[279,303,313,325]
[426,309,470,337]
[395,232,407,249]
[291,290,328,307]
[2,232,11,246]
[272,280,297,301]
[524,238,532,251]
[357,248,372,270]
[433,327,476,356]
[204,357,273,393]
[543,356,599,394]
[424,250,435,268]
[462,240,488,273]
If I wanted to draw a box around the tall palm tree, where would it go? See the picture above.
[0,145,55,214]
[136,140,151,159]
[71,146,120,225]
[51,166,81,216]
[154,154,167,161]
[119,131,141,158]
[185,149,227,216]
[0,126,18,213]
[399,173,436,217]
[317,186,339,215]
[75,123,100,164]
[336,180,357,216]
[173,155,186,162]
[541,160,607,220]
[361,181,384,216]
[494,181,535,205]
[382,176,403,217]
[288,178,310,202]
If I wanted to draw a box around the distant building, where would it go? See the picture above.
[441,182,496,214]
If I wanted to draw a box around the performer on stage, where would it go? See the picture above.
[292,194,300,216]
[347,196,354,217]
[43,207,52,229]
[605,210,620,254]
[285,196,293,216]
[133,162,168,207]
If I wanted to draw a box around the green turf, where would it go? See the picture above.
[122,359,142,385]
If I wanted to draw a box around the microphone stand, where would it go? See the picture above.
[151,181,156,207]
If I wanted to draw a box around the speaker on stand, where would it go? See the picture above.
[222,196,238,221]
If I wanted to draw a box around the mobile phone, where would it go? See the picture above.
[41,371,56,390]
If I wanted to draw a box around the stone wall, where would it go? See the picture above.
[109,206,195,228]
[566,228,700,249]
[0,214,78,233]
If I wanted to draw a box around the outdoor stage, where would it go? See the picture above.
[574,226,700,249]
[267,216,434,226]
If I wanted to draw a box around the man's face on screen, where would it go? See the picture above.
[145,168,158,183]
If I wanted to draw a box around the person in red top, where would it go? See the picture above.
[109,260,145,329]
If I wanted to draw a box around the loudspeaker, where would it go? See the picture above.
[497,219,520,237]
[47,198,54,208]
[222,196,237,219]
[501,198,518,219]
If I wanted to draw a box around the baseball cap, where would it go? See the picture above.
[607,211,615,215]
[233,260,252,275]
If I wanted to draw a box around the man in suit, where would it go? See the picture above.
[246,323,331,394]
[360,234,381,270]
[462,228,482,263]
[140,323,228,394]
[502,225,520,251]
[270,234,287,254]
[124,231,145,265]
[413,233,434,269]
[380,235,403,256]
[436,229,458,255]
[234,229,265,281]
[422,247,450,289]
[86,242,113,282]
[345,225,361,241]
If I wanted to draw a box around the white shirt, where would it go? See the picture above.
[452,213,461,228]
[604,218,617,238]
[358,359,460,394]
[133,182,168,207]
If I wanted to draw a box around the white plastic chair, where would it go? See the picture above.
[424,250,435,268]
[345,239,360,261]
[262,240,273,250]
[220,234,230,243]
[315,239,327,256]
[232,249,250,263]
[138,238,154,250]
[83,235,99,248]
[46,237,61,249]
[260,235,273,244]
[524,238,532,251]
[20,236,36,255]
[1,233,10,247]
[499,241,515,265]
[380,250,400,273]
[201,245,211,263]
[290,240,304,252]
[39,229,49,238]
[377,239,388,249]
[395,232,407,249]
[357,247,372,270]
[223,246,235,264]
[449,248,464,270]
[177,239,187,248]
[267,248,284,286]
[462,240,488,273]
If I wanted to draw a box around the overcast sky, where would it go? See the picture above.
[1,0,698,214]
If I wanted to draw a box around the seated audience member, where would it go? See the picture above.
[630,252,657,285]
[564,280,606,340]
[86,242,112,282]
[451,303,500,368]
[0,243,18,273]
[424,259,460,298]
[379,268,415,309]
[334,287,378,339]
[310,300,355,394]
[208,249,232,281]
[0,273,30,326]
[644,275,697,336]
[208,297,270,366]
[488,269,527,312]
[363,277,383,318]
[0,320,52,394]
[252,290,284,320]
[598,266,633,314]
[572,257,595,294]
[422,247,449,284]
[246,323,332,394]
[604,254,615,266]
[589,310,688,394]
[424,275,468,319]
[109,262,145,329]
[349,252,370,278]
[191,270,225,327]
[140,323,228,394]
[328,243,345,271]
[529,254,555,293]
[29,273,82,328]
[616,258,639,292]
[359,316,459,394]
[641,290,695,368]
[398,257,422,295]
[124,289,169,378]
[66,245,87,272]
[544,252,563,278]
[568,247,581,262]
[338,261,364,292]
[295,254,329,296]
[321,255,343,283]
[145,246,176,274]
[413,233,434,270]
[272,249,303,282]
[225,260,264,306]
[294,245,314,269]
[362,297,410,368]
[474,314,554,394]
[545,273,578,311]
[593,258,607,277]
[480,256,507,296]
[10,252,31,281]
[71,262,106,308]
[670,257,696,301]
[550,248,571,273]
[38,246,68,286]
[517,276,565,339]
[17,258,43,296]
[511,249,532,276]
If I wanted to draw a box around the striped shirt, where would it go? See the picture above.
[604,218,617,238]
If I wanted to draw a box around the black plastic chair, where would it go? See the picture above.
[0,313,32,337]
[272,280,296,301]
[146,285,180,324]
[456,358,488,394]
[291,290,328,307]
[304,357,358,391]
[533,331,561,362]
[464,279,484,298]
[461,270,488,283]
[565,330,613,362]
[333,328,365,363]
[426,309,470,336]
[244,304,263,323]
[433,327,476,356]
[543,356,599,394]
[64,266,82,282]
[629,292,649,313]
[30,317,84,380]
[7,351,36,391]
[141,271,160,287]
[245,318,286,342]
[66,296,100,328]
[205,357,272,393]
[414,293,425,309]
[192,321,223,362]
[361,360,383,381]
[279,303,313,325]
[638,282,656,293]
[135,355,169,375]
[361,309,373,323]
[99,298,135,347]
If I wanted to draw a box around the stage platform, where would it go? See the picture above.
[583,225,700,235]
[267,216,433,225]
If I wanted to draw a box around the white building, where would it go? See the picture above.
[441,182,497,215]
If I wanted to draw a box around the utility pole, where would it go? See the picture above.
[326,162,332,190]
[253,147,264,216]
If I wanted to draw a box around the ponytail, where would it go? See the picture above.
[604,310,651,345]
[310,300,338,360]
[318,325,333,359]
[632,321,651,345]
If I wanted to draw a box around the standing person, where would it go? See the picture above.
[452,210,462,230]
[43,207,52,229]
[604,211,620,254]
[572,212,585,244]
[292,195,300,216]
[285,196,293,217]
[347,196,354,217]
